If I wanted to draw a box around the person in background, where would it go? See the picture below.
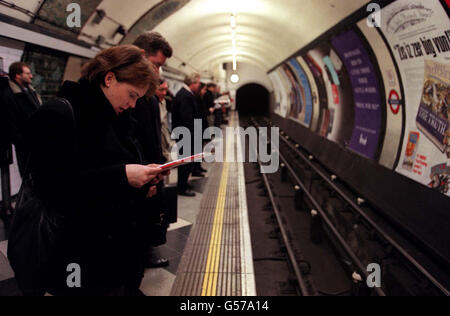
[165,88,174,132]
[5,62,42,176]
[192,82,208,176]
[172,73,202,197]
[204,83,220,128]
[131,32,174,292]
[156,79,174,162]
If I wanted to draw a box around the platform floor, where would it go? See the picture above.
[171,113,255,296]
[0,112,256,296]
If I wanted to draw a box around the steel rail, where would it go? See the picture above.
[261,117,449,296]
[247,121,310,296]
[251,117,388,296]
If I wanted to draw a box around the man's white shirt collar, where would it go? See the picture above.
[183,84,193,95]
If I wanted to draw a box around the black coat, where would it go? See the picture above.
[204,90,216,112]
[0,76,14,165]
[172,87,199,133]
[131,95,166,225]
[26,79,148,294]
[132,95,165,164]
[0,78,41,173]
[4,79,41,147]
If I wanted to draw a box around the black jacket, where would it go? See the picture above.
[172,87,199,133]
[27,79,148,294]
[204,90,216,113]
[0,78,41,172]
[131,95,166,226]
[0,76,14,165]
[132,95,165,164]
[5,79,41,147]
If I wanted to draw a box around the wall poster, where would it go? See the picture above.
[380,0,450,196]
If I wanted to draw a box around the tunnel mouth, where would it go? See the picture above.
[236,83,270,117]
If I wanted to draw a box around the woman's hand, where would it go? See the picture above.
[147,164,170,185]
[126,164,162,188]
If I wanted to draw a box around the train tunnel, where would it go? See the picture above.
[236,84,270,116]
[0,0,449,297]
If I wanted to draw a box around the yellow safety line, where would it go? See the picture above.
[201,162,229,296]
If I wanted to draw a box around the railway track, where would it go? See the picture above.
[244,115,449,296]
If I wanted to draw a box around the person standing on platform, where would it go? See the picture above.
[131,32,174,293]
[156,79,174,162]
[204,83,217,127]
[172,73,202,197]
[22,45,162,296]
[192,82,208,176]
[4,62,42,177]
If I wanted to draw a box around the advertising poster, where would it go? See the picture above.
[288,58,313,127]
[380,0,450,196]
[297,56,321,132]
[303,43,355,144]
[276,67,293,118]
[268,72,282,115]
[358,20,405,170]
[305,47,336,138]
[268,70,289,118]
[303,53,329,135]
[332,30,384,160]
[282,63,307,127]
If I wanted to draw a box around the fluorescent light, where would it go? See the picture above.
[230,14,236,29]
[231,13,237,71]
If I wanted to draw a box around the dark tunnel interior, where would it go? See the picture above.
[236,83,270,117]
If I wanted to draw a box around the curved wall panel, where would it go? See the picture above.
[380,0,450,197]
[296,56,321,132]
[267,0,450,265]
[269,0,450,198]
[357,20,405,170]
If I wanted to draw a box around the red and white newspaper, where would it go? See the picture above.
[158,153,205,171]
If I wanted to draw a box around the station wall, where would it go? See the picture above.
[268,0,450,198]
[268,0,450,265]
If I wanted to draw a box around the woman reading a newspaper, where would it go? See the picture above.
[24,45,165,295]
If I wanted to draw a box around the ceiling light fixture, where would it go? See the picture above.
[230,13,238,71]
[230,73,240,84]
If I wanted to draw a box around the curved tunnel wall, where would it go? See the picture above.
[267,0,450,265]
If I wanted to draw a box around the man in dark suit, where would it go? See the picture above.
[3,62,42,177]
[130,32,173,295]
[172,73,202,197]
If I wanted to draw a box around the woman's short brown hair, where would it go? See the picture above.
[82,45,159,95]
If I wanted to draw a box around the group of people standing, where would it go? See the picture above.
[0,30,231,296]
[171,73,230,197]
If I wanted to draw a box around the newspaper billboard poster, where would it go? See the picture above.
[380,0,450,196]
